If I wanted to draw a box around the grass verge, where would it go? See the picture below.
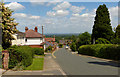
[25,58,44,70]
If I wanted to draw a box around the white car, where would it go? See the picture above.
[65,46,68,49]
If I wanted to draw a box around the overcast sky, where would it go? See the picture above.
[4,1,118,34]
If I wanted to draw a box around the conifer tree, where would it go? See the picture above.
[91,4,114,44]
[115,25,120,38]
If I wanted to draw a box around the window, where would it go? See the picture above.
[25,38,27,42]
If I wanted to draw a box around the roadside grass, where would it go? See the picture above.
[25,58,44,70]
[34,54,45,57]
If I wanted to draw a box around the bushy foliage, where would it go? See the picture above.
[95,38,111,44]
[58,44,63,48]
[0,3,18,49]
[111,38,120,44]
[115,25,120,38]
[45,46,53,52]
[78,44,120,60]
[8,46,34,69]
[76,32,91,50]
[70,42,76,52]
[33,48,44,55]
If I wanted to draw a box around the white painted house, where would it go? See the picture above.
[12,27,45,49]
[12,31,26,46]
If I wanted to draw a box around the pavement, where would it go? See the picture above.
[2,53,66,77]
[53,47,120,75]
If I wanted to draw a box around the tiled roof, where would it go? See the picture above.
[25,29,44,38]
[45,38,55,42]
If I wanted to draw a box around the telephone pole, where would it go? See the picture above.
[42,25,44,42]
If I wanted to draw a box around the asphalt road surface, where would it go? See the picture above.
[53,47,119,75]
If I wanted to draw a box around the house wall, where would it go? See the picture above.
[12,34,25,45]
[25,38,44,45]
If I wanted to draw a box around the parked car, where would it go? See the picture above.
[65,46,68,49]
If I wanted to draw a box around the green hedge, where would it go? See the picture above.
[33,48,44,55]
[8,45,34,69]
[78,44,120,60]
[58,44,63,48]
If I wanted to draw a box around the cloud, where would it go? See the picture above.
[29,16,40,19]
[47,11,56,17]
[12,13,40,19]
[53,1,71,10]
[109,6,118,18]
[12,13,27,18]
[5,2,25,11]
[30,0,63,6]
[108,6,118,28]
[70,6,85,13]
[47,10,69,17]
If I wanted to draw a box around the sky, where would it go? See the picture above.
[4,1,119,34]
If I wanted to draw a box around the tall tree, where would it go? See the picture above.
[91,4,114,44]
[115,25,120,38]
[76,32,91,50]
[0,3,18,49]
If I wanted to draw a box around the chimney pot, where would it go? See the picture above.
[25,27,28,32]
[35,26,38,32]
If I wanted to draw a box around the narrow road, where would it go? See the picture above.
[53,47,119,75]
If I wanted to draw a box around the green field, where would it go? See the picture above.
[25,58,44,70]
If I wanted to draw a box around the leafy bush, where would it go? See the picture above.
[111,37,120,44]
[33,48,44,55]
[78,44,120,60]
[45,46,53,52]
[58,44,63,48]
[70,42,76,52]
[96,38,111,44]
[8,46,34,69]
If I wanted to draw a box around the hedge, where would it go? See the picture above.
[58,44,63,48]
[33,48,44,55]
[8,45,34,69]
[78,44,120,60]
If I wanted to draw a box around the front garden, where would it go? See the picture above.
[25,57,44,70]
[8,45,44,70]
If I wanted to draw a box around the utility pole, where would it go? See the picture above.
[42,25,44,42]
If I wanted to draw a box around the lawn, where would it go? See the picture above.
[25,58,44,70]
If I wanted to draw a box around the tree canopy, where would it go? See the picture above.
[0,3,18,49]
[115,25,120,38]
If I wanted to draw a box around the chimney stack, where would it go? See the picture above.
[35,27,38,32]
[25,27,28,32]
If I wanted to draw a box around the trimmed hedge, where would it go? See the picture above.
[33,48,44,55]
[78,44,120,60]
[8,45,34,69]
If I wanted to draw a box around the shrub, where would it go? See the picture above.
[8,46,34,69]
[70,42,76,52]
[111,38,120,44]
[78,44,120,60]
[58,44,63,48]
[33,48,44,55]
[95,38,111,44]
[45,46,53,52]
